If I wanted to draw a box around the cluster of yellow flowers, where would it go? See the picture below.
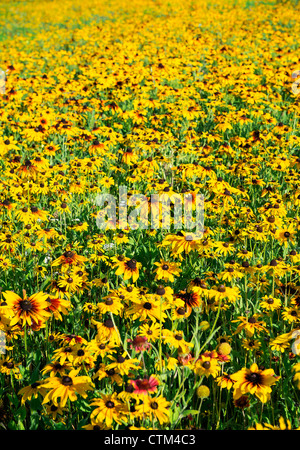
[0,0,300,431]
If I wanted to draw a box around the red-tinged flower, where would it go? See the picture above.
[128,335,151,352]
[129,375,159,395]
[176,289,202,316]
[178,352,194,366]
[52,250,87,268]
[2,290,52,328]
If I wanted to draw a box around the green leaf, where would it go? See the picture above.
[16,405,27,422]
[180,409,199,417]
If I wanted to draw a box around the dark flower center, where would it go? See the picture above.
[126,259,137,270]
[125,384,134,393]
[150,401,159,410]
[117,355,125,363]
[175,334,183,340]
[61,376,73,386]
[143,302,152,310]
[105,401,115,409]
[105,298,113,306]
[246,372,262,385]
[202,361,211,369]
[156,286,165,296]
[104,319,114,328]
[64,251,74,258]
[19,300,33,311]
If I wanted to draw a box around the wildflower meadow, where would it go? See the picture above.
[1,0,300,432]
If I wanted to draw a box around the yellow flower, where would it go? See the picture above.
[136,395,170,425]
[42,369,94,407]
[231,363,279,403]
[2,290,52,328]
[193,354,221,378]
[90,393,126,427]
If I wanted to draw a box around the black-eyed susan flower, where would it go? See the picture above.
[42,369,94,407]
[90,393,126,428]
[106,352,141,376]
[232,314,268,337]
[125,294,168,322]
[18,381,48,405]
[231,363,279,403]
[193,354,221,378]
[153,259,181,283]
[136,394,170,425]
[0,356,22,379]
[2,290,52,328]
[114,257,142,283]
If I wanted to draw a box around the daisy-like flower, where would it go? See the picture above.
[193,354,221,378]
[51,249,87,268]
[105,352,141,376]
[57,273,83,294]
[41,360,73,378]
[0,357,22,379]
[216,373,236,390]
[114,257,142,283]
[86,337,117,359]
[44,295,72,321]
[282,306,300,324]
[275,223,297,248]
[153,259,181,283]
[162,231,201,256]
[138,322,161,342]
[232,314,268,337]
[97,295,124,316]
[2,290,52,328]
[18,381,48,405]
[136,395,170,425]
[210,284,240,304]
[242,338,262,352]
[260,295,281,312]
[129,375,160,395]
[93,363,123,386]
[42,369,94,407]
[92,318,120,344]
[163,329,193,354]
[43,403,67,421]
[125,294,168,322]
[90,393,126,428]
[175,288,202,316]
[127,335,151,352]
[231,363,279,403]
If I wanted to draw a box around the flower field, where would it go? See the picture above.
[1,0,300,431]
